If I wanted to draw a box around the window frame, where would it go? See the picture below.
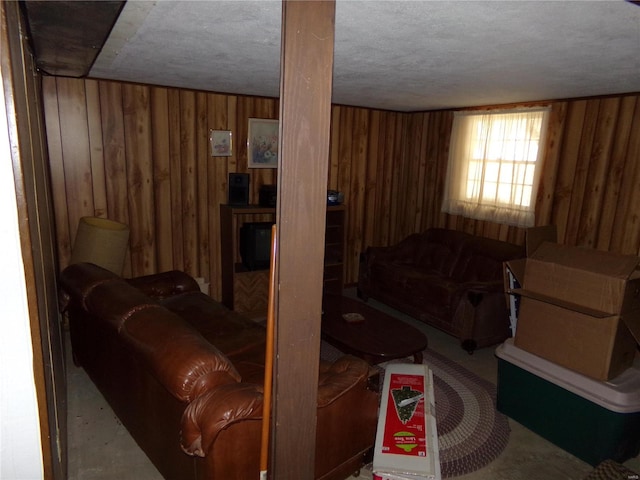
[442,106,550,228]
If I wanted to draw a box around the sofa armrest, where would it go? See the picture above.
[452,281,510,352]
[127,270,201,300]
[458,280,504,302]
[317,355,371,407]
[180,383,263,457]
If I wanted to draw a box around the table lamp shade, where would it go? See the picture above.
[70,217,130,275]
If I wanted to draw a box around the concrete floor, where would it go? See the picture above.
[66,289,640,479]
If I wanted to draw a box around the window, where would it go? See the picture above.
[442,107,550,227]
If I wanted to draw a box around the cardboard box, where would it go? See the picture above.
[496,339,640,466]
[515,296,637,380]
[373,363,440,480]
[503,225,557,336]
[504,235,640,381]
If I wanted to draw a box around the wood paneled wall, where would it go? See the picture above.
[402,95,640,255]
[43,77,408,295]
[43,76,640,297]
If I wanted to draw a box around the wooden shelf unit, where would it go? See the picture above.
[220,204,345,317]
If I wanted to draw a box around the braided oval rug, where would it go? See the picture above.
[320,342,511,478]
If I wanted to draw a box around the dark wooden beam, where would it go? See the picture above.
[21,0,124,77]
[271,0,336,478]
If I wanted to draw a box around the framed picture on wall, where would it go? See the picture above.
[210,129,232,157]
[247,118,278,168]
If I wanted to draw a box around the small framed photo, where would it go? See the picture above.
[247,118,278,168]
[210,130,232,157]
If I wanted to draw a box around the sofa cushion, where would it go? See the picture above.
[83,280,161,332]
[120,306,241,402]
[414,228,469,276]
[451,236,524,282]
[59,262,120,311]
[161,291,267,359]
[127,269,201,299]
[451,253,504,282]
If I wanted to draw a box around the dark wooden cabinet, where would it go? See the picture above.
[323,207,346,294]
[220,204,345,317]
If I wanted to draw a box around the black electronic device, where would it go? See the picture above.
[327,190,344,205]
[240,221,274,271]
[259,184,277,207]
[228,173,249,205]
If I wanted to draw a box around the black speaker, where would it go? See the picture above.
[228,173,250,205]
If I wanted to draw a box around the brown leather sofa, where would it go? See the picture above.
[358,228,525,353]
[60,263,379,480]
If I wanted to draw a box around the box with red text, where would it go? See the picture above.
[373,363,440,480]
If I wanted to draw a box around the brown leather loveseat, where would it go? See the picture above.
[358,228,524,352]
[60,262,379,480]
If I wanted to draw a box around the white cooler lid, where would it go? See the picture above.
[495,338,640,413]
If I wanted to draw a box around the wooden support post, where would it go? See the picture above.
[270,1,336,478]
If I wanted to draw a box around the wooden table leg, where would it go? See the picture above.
[413,351,423,364]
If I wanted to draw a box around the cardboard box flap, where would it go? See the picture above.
[530,242,640,278]
[523,243,640,315]
[511,288,617,319]
[623,309,640,347]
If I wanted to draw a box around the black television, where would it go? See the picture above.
[239,222,274,271]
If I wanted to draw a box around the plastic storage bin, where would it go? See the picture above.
[496,338,640,466]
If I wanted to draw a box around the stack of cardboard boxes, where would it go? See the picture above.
[498,227,640,465]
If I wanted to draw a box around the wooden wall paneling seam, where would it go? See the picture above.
[167,88,184,271]
[388,113,405,244]
[98,80,131,276]
[122,83,155,276]
[42,76,72,267]
[435,111,452,230]
[179,89,197,276]
[196,91,210,280]
[338,106,354,202]
[235,96,248,170]
[391,114,413,238]
[424,112,438,231]
[565,99,600,246]
[210,93,236,299]
[370,110,385,246]
[414,113,429,233]
[84,79,107,218]
[328,106,341,190]
[422,112,437,232]
[578,97,620,249]
[600,96,638,252]
[362,109,380,250]
[347,108,369,283]
[150,86,174,272]
[535,102,567,227]
[614,100,640,255]
[551,99,587,243]
[252,96,278,200]
[610,97,640,251]
[57,78,94,244]
[379,111,395,246]
[402,113,421,235]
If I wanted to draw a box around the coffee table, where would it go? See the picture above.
[321,294,428,365]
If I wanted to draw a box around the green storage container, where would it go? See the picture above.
[496,339,640,466]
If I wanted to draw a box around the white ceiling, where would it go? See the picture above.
[90,0,640,112]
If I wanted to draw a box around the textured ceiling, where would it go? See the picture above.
[89,0,640,112]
